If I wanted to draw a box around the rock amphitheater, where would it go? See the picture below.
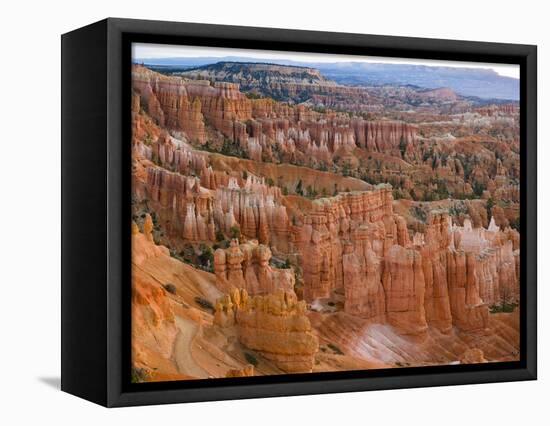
[130,64,520,381]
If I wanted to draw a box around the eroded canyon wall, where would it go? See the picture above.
[130,64,521,378]
[292,190,519,334]
[132,65,421,167]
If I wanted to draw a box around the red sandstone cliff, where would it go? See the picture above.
[292,190,518,334]
[130,63,521,380]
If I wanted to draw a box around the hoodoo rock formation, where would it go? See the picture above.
[215,288,319,373]
[133,141,292,249]
[292,189,518,335]
[131,61,521,381]
[292,187,396,301]
[342,241,386,319]
[382,245,428,335]
[419,213,454,332]
[179,61,373,108]
[133,69,207,144]
[132,65,424,167]
[214,240,295,296]
[351,119,418,158]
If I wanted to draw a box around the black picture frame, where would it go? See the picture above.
[61,17,537,407]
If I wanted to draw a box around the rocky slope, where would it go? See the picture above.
[131,63,521,381]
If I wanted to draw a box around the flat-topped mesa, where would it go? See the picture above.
[214,239,295,296]
[179,61,345,100]
[214,288,319,373]
[179,61,417,114]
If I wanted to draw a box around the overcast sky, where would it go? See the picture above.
[132,43,520,79]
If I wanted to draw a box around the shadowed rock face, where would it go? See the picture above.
[131,63,520,379]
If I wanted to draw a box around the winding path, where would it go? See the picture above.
[174,316,208,378]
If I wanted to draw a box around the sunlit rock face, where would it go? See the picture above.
[131,65,425,168]
[292,187,397,301]
[214,288,318,373]
[130,63,521,380]
[419,213,453,332]
[343,241,386,320]
[292,193,517,335]
[382,244,428,335]
[214,239,294,296]
[133,68,207,144]
[131,218,179,379]
[351,119,419,158]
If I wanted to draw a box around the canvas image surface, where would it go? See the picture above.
[130,43,520,383]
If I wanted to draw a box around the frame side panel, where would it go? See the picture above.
[61,19,109,406]
[106,18,127,407]
[524,46,537,378]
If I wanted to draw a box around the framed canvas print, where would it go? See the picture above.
[61,18,537,407]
